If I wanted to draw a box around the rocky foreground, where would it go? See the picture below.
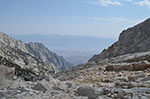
[1,51,150,99]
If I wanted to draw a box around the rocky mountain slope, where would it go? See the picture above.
[0,32,72,81]
[0,32,72,71]
[26,42,72,70]
[52,18,150,99]
[0,40,51,81]
[89,18,150,63]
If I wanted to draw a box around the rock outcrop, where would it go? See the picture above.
[89,18,150,63]
[76,85,103,99]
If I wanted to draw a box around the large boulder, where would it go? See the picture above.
[0,65,15,79]
[105,60,150,71]
[106,64,133,71]
[0,66,15,89]
[76,85,103,99]
[32,83,47,93]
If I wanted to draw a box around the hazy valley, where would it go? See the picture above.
[10,34,116,66]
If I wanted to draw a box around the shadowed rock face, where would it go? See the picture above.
[89,18,150,63]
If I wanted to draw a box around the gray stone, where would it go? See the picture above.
[76,85,103,99]
[0,66,15,80]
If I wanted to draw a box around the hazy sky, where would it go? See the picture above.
[0,0,150,37]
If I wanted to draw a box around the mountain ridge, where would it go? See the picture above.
[89,18,150,62]
[0,32,72,78]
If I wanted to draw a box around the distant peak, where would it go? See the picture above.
[29,42,43,45]
[28,42,45,48]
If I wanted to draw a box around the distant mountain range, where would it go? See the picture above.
[10,34,116,65]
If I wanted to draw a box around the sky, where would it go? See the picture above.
[0,0,150,38]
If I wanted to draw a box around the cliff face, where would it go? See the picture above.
[89,18,150,63]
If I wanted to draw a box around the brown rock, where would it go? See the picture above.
[133,63,150,71]
[106,64,133,71]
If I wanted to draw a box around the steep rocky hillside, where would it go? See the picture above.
[52,18,150,99]
[89,18,150,63]
[0,41,52,81]
[0,32,72,71]
[26,42,72,70]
